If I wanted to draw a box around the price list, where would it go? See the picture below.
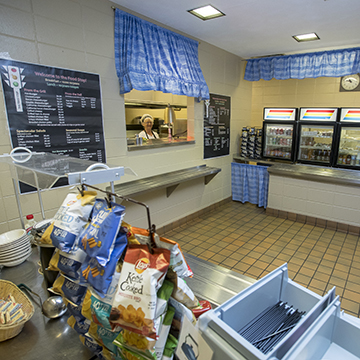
[0,59,106,163]
[203,93,230,159]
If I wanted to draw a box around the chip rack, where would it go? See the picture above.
[0,148,127,228]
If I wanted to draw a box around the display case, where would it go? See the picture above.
[296,108,339,166]
[334,108,360,169]
[261,108,298,162]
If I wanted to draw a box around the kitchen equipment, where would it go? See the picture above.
[0,280,34,342]
[296,107,339,166]
[333,108,360,169]
[261,108,298,162]
[41,296,67,319]
[17,283,66,319]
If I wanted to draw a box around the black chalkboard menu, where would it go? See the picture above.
[204,93,230,159]
[0,59,106,163]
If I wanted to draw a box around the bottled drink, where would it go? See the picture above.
[346,155,351,165]
[25,214,37,243]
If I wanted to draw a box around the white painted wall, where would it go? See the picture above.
[0,0,252,232]
[268,175,360,227]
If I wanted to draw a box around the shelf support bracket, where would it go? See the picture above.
[166,184,179,197]
[205,173,217,185]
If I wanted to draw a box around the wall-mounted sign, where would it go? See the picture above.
[0,59,106,163]
[203,93,230,159]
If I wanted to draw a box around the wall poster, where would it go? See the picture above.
[0,58,106,163]
[204,93,230,159]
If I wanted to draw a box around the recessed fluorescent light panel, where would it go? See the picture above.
[293,32,320,42]
[188,5,225,20]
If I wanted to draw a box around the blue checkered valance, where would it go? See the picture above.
[244,47,360,81]
[114,9,209,100]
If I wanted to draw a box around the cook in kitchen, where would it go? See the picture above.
[138,114,160,139]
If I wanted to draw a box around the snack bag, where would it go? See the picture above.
[48,247,87,279]
[49,274,88,306]
[79,334,103,357]
[167,273,199,309]
[122,222,140,245]
[50,191,97,252]
[67,302,84,320]
[162,334,178,360]
[109,245,170,339]
[81,270,120,329]
[81,230,127,296]
[155,280,174,319]
[155,307,175,360]
[168,297,196,332]
[67,315,91,335]
[132,227,192,278]
[99,347,123,360]
[88,321,120,354]
[78,199,126,266]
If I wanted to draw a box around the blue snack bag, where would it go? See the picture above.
[48,247,87,280]
[81,231,127,297]
[78,199,125,266]
[49,274,87,306]
[50,191,97,253]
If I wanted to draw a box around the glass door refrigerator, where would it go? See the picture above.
[261,108,298,162]
[334,108,360,169]
[296,107,339,166]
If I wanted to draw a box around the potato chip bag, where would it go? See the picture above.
[155,280,173,319]
[88,321,120,354]
[79,334,103,357]
[167,273,199,309]
[67,302,83,320]
[168,297,196,332]
[81,270,121,329]
[114,306,175,360]
[67,315,91,335]
[50,191,97,252]
[162,333,178,360]
[78,199,125,266]
[81,230,127,297]
[155,306,175,360]
[121,222,140,245]
[49,274,88,306]
[109,244,170,339]
[48,247,87,280]
[132,227,192,278]
[98,347,122,360]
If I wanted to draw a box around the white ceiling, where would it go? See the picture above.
[112,0,360,59]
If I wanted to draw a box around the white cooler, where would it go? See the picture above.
[198,264,337,360]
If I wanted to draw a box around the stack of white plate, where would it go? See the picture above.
[0,229,31,267]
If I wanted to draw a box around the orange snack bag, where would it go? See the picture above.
[109,244,170,339]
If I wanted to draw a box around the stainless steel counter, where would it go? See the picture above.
[233,156,360,187]
[0,248,255,359]
[128,137,195,151]
[0,247,95,360]
[268,163,360,187]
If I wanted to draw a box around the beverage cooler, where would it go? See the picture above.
[296,107,339,166]
[334,108,360,169]
[262,108,297,162]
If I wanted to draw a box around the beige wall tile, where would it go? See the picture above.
[0,5,35,40]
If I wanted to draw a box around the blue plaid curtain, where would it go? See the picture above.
[231,163,269,208]
[244,47,360,81]
[114,9,209,100]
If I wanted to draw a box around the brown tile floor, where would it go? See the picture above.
[164,201,360,318]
